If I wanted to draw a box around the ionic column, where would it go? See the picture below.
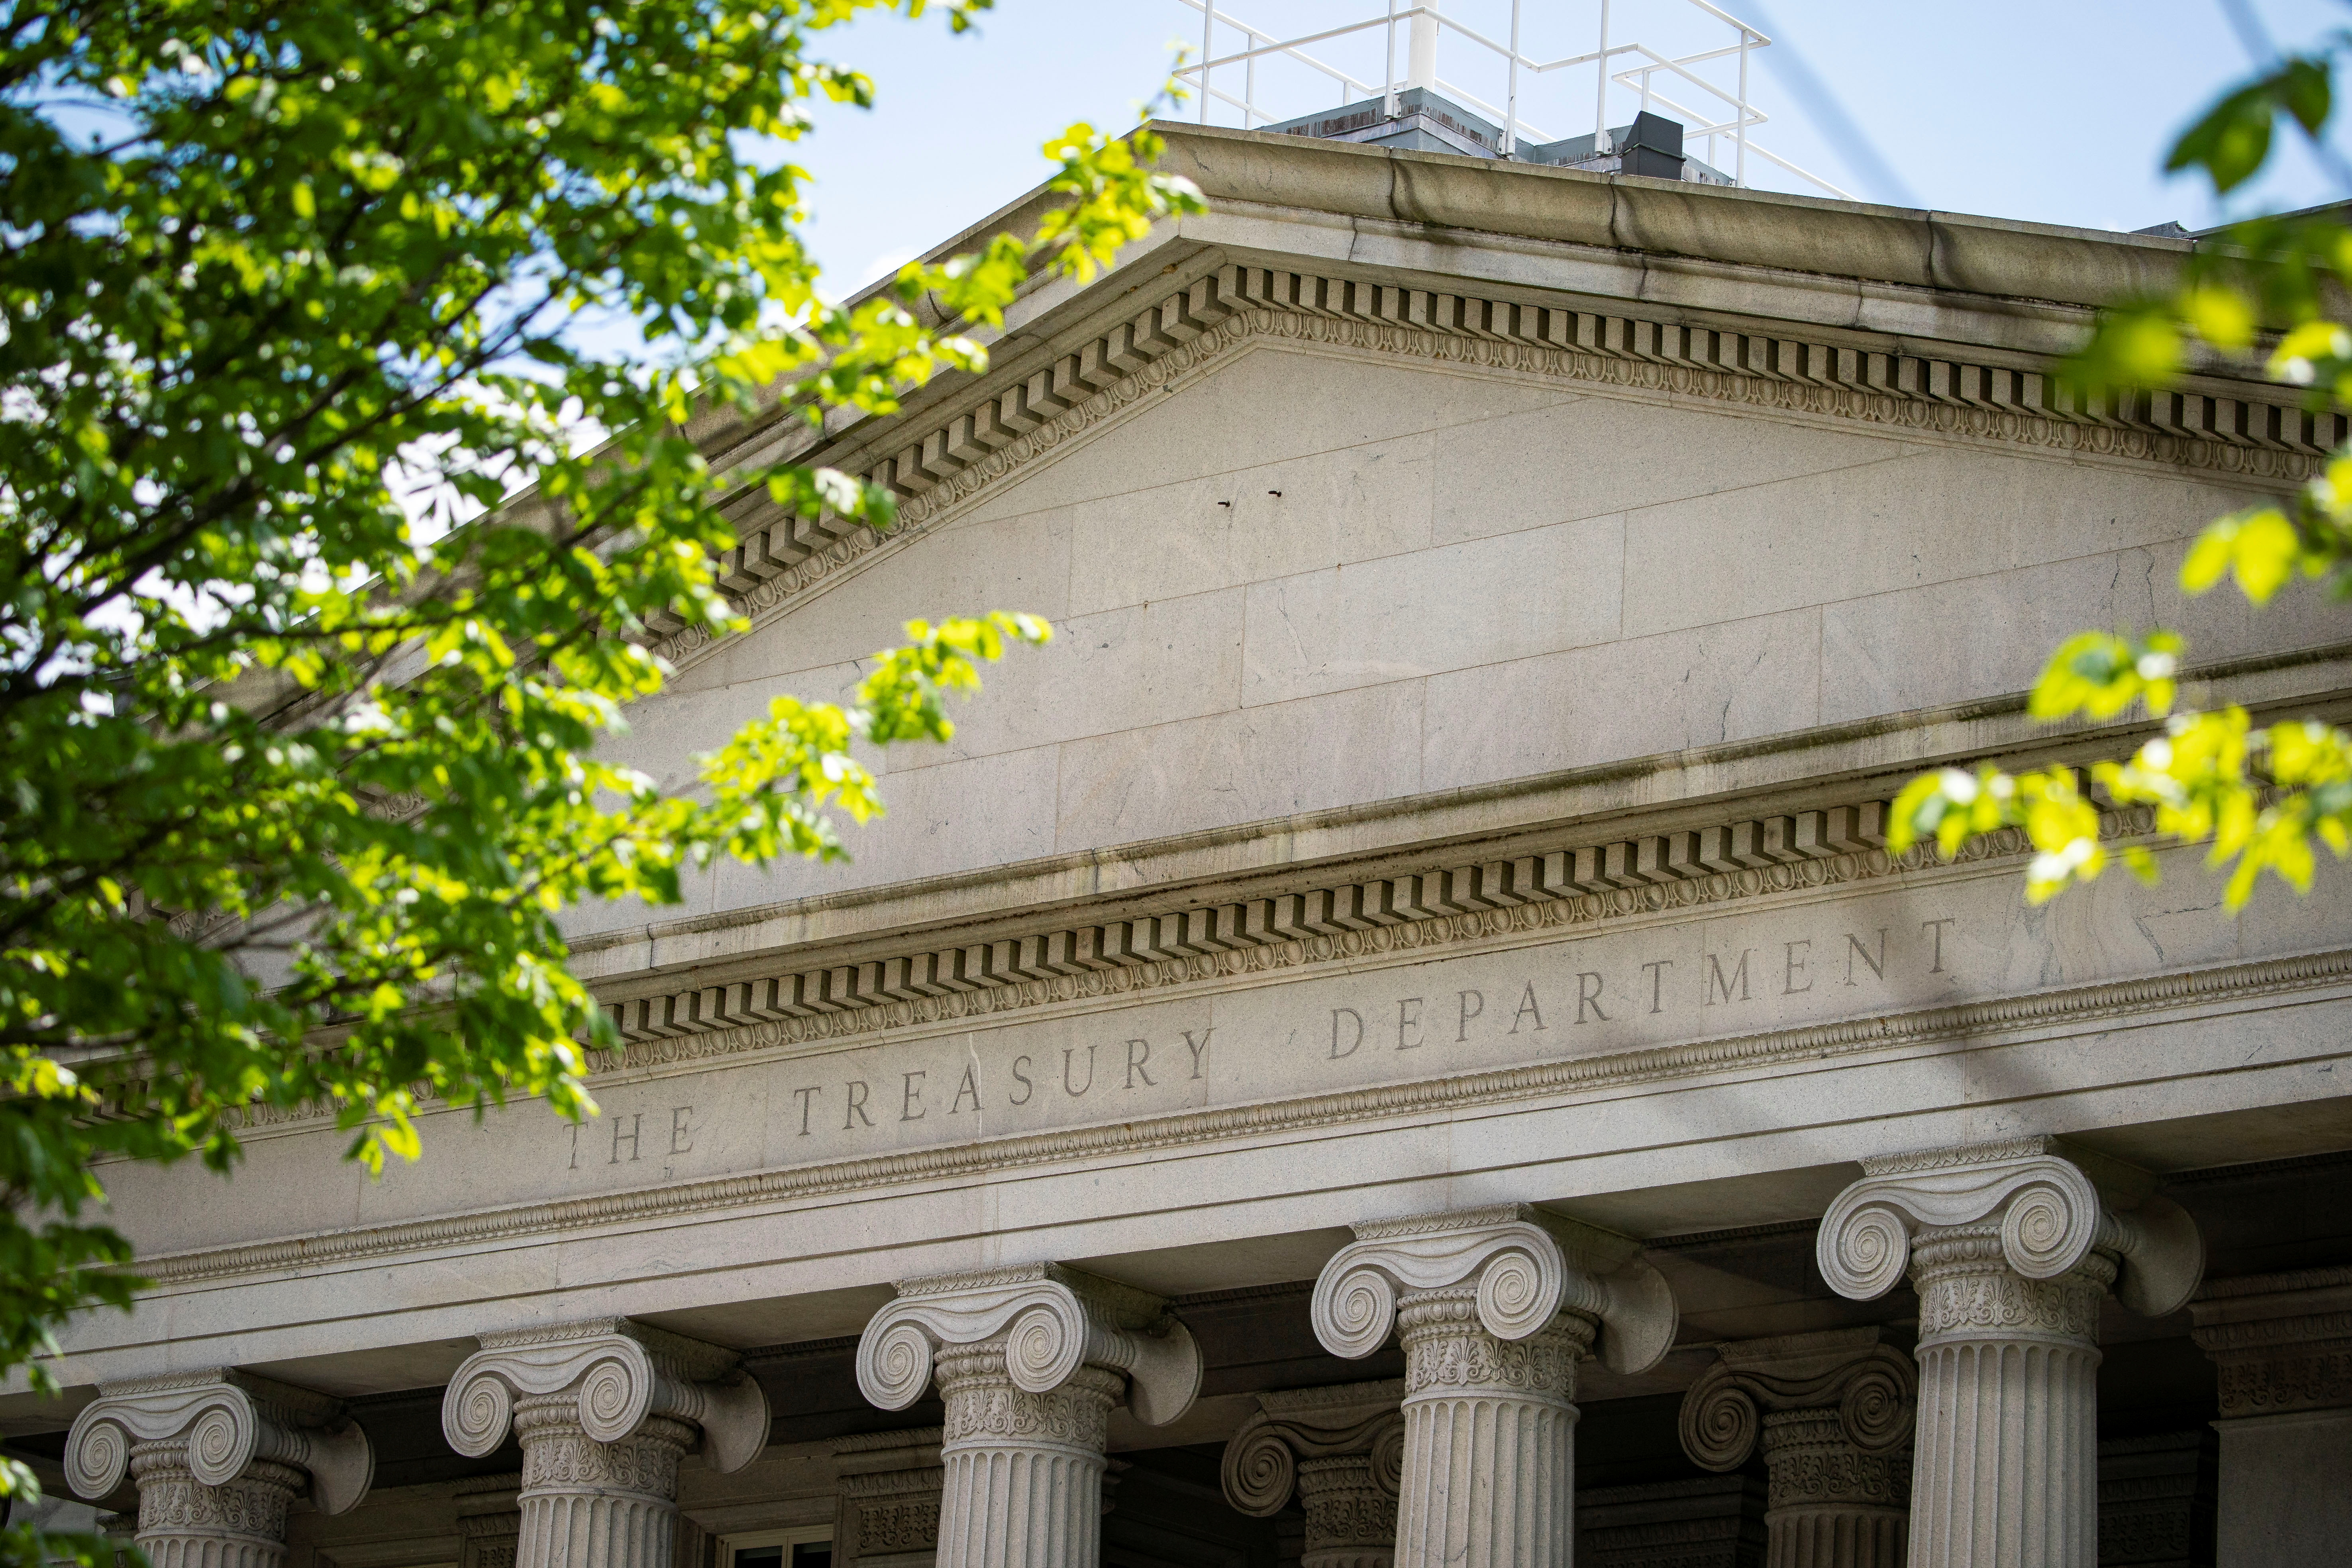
[854,1264,1203,1568]
[1678,1327,1915,1568]
[1220,1380,1405,1568]
[440,1319,771,1568]
[1310,1205,1678,1568]
[1815,1138,2203,1568]
[64,1368,375,1568]
[2189,1265,2352,1566]
[834,1427,944,1568]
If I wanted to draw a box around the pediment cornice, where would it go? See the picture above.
[656,260,2338,681]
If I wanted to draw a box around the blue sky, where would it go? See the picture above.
[786,0,2352,291]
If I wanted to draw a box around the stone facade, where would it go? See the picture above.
[12,110,2350,1568]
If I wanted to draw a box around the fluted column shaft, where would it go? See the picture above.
[932,1342,1119,1568]
[1758,1411,1908,1568]
[1816,1139,2204,1568]
[1308,1206,1677,1568]
[1392,1289,1591,1568]
[126,1443,304,1568]
[855,1264,1203,1568]
[1906,1225,2108,1568]
[511,1397,694,1568]
[441,1318,769,1568]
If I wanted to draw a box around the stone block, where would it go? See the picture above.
[892,587,1247,769]
[1242,515,1623,707]
[1431,392,1909,547]
[1065,431,1434,618]
[957,342,1567,529]
[1622,447,2264,640]
[1053,681,1425,848]
[1822,542,2350,724]
[1420,608,1820,793]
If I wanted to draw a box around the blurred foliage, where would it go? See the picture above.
[1892,31,2352,910]
[0,0,1201,1543]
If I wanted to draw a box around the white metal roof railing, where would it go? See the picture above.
[1170,0,1855,200]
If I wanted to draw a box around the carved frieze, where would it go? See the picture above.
[2190,1264,2352,1420]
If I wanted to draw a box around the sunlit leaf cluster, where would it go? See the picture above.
[0,0,1194,1536]
[1895,29,2352,915]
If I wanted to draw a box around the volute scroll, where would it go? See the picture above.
[854,1263,1202,1427]
[440,1319,769,1474]
[65,1368,375,1516]
[1816,1141,2204,1316]
[1312,1205,1677,1374]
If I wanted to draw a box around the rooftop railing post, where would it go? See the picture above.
[1201,2,1214,123]
[1594,0,1612,152]
[1735,26,1750,184]
[1383,0,1399,116]
[1503,0,1520,156]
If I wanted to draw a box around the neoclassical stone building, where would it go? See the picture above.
[11,116,2352,1568]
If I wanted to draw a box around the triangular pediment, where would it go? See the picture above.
[571,324,2290,948]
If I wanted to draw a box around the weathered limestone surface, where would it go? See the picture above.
[1678,1327,1915,1568]
[64,1369,373,1568]
[439,1320,769,1568]
[2189,1266,2352,1568]
[855,1265,1201,1568]
[1310,1206,1675,1568]
[1817,1140,2204,1568]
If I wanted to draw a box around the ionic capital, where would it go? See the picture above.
[1310,1204,1676,1374]
[2190,1265,2352,1419]
[855,1263,1202,1427]
[1220,1380,1405,1515]
[65,1367,373,1515]
[1678,1327,1916,1472]
[441,1318,769,1474]
[1815,1137,2203,1316]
